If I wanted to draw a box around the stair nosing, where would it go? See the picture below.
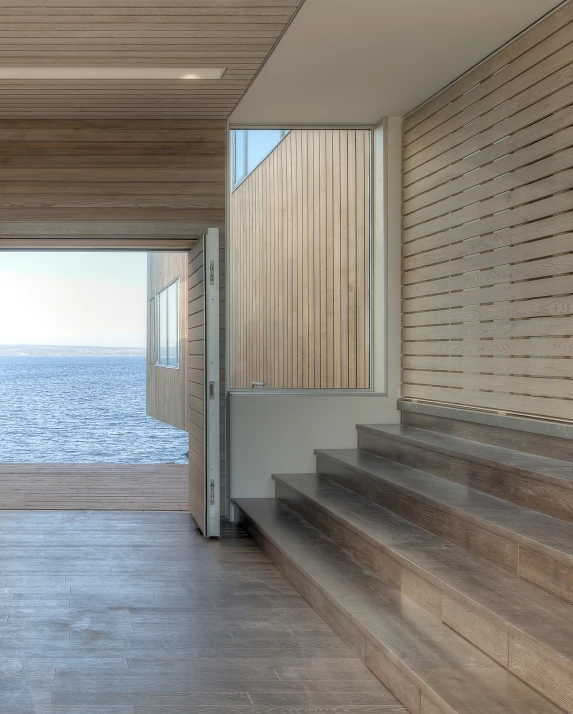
[314,447,573,567]
[357,423,573,491]
[272,472,573,674]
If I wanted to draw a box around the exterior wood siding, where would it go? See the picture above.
[401,2,573,423]
[147,252,189,432]
[229,129,371,389]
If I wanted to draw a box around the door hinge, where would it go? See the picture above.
[209,259,215,286]
[210,479,215,506]
[208,381,215,400]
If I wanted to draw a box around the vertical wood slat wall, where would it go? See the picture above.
[229,129,370,390]
[401,1,573,423]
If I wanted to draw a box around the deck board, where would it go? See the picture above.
[0,463,189,510]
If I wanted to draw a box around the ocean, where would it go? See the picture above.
[0,356,189,463]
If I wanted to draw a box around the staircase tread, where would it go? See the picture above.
[274,472,573,665]
[359,424,573,488]
[235,497,562,714]
[315,448,573,564]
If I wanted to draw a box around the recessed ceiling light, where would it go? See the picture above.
[0,67,226,80]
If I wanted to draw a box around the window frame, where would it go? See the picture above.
[226,124,387,395]
[155,278,180,370]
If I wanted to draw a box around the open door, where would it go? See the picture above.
[188,228,221,537]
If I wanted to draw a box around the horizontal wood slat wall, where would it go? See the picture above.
[229,129,371,389]
[401,1,573,423]
[0,119,226,247]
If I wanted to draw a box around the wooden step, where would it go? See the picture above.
[234,497,563,714]
[315,448,573,606]
[401,410,573,464]
[357,424,573,522]
[274,472,573,713]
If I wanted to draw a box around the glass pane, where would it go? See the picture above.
[246,129,284,174]
[167,282,179,367]
[233,130,246,185]
[158,289,167,365]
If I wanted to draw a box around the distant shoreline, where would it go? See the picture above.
[0,346,146,358]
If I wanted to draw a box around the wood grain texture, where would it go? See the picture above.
[229,129,370,389]
[402,411,573,463]
[442,596,509,667]
[0,464,188,509]
[315,451,519,575]
[237,497,563,714]
[0,510,403,713]
[509,634,573,714]
[146,251,188,432]
[401,2,573,423]
[0,120,226,246]
[357,424,573,523]
[0,2,303,120]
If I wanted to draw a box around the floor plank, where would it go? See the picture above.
[0,511,405,714]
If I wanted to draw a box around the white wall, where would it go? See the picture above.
[228,117,402,504]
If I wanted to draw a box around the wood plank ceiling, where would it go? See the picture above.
[0,0,302,120]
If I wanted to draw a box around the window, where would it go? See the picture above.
[229,129,372,390]
[156,279,179,368]
[232,129,289,189]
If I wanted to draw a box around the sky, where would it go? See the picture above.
[0,252,148,348]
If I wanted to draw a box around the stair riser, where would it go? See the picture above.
[402,411,573,464]
[276,479,573,714]
[238,509,447,714]
[316,454,573,608]
[358,428,573,523]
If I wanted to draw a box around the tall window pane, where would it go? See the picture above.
[234,130,246,185]
[167,282,178,367]
[158,289,167,366]
[246,130,284,173]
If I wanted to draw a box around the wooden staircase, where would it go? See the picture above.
[234,414,573,714]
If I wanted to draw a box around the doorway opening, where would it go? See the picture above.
[0,250,189,509]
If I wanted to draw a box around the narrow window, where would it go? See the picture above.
[156,279,179,369]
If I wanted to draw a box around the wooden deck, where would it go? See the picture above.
[0,464,189,510]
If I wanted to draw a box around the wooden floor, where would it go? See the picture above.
[0,464,189,510]
[0,511,404,714]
